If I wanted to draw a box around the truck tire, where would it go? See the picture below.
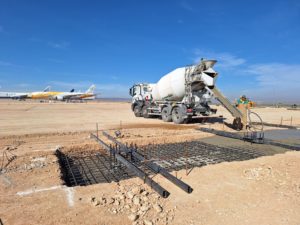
[142,106,150,118]
[172,107,185,124]
[133,106,142,117]
[161,107,172,122]
[233,117,243,130]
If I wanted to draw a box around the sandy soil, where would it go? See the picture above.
[0,100,299,225]
[0,100,299,137]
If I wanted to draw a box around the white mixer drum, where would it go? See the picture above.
[151,67,186,101]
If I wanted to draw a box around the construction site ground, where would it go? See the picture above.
[0,100,300,225]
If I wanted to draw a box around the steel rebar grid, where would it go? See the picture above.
[102,131,193,194]
[137,140,266,171]
[56,150,133,186]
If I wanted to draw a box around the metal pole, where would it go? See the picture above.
[185,144,188,175]
[96,123,99,138]
[223,119,225,131]
[90,133,170,198]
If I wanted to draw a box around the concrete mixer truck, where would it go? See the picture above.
[129,59,244,129]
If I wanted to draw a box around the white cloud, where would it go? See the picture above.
[0,60,13,66]
[193,49,246,69]
[193,49,300,102]
[48,41,70,49]
[177,19,184,24]
[246,63,300,87]
[16,83,31,88]
[243,63,300,102]
[0,25,9,35]
[49,81,93,89]
[180,1,194,11]
[110,76,119,80]
[96,84,129,98]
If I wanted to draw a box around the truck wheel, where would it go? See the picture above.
[142,106,150,118]
[133,106,142,117]
[233,117,243,130]
[161,107,172,122]
[172,107,185,124]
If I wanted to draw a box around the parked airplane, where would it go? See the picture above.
[28,85,96,101]
[0,86,51,100]
[0,92,28,99]
[28,88,75,99]
[0,85,96,101]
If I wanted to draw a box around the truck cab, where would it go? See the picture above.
[129,83,154,117]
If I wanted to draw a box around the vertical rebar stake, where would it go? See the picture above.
[148,143,152,161]
[223,119,225,131]
[183,142,187,175]
[109,144,112,169]
[96,123,99,138]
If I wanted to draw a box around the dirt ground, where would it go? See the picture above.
[0,100,300,225]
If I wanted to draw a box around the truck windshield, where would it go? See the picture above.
[133,86,141,95]
[129,88,133,96]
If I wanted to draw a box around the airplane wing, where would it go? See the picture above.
[52,93,81,101]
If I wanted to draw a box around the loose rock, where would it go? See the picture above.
[153,204,162,213]
[131,207,138,213]
[133,196,140,205]
[140,205,149,212]
[144,219,153,225]
[90,197,100,207]
[142,196,149,202]
[114,200,120,206]
[142,190,148,195]
[128,213,138,221]
[132,186,141,195]
[127,191,135,199]
[100,197,107,205]
[107,197,115,204]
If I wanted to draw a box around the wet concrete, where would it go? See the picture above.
[264,129,300,145]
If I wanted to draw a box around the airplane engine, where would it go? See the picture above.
[56,95,64,101]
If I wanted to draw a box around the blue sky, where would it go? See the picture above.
[0,0,299,102]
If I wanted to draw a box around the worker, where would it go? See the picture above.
[237,95,249,105]
[236,95,250,130]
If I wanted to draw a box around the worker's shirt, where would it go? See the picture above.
[237,99,249,104]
